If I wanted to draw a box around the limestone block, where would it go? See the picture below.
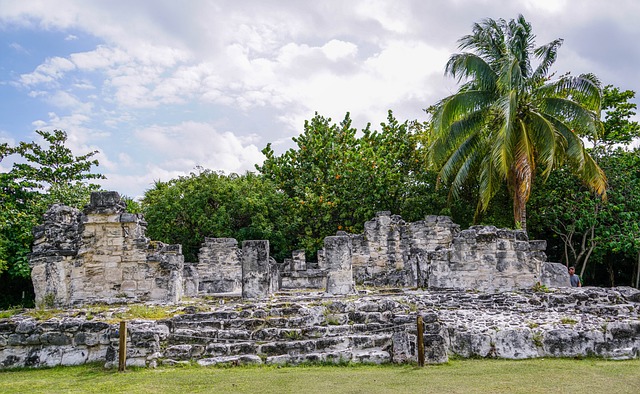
[241,240,271,299]
[541,262,571,288]
[423,334,448,364]
[121,280,137,291]
[61,347,89,366]
[493,329,539,359]
[391,331,412,363]
[292,250,306,271]
[84,191,126,215]
[324,236,355,295]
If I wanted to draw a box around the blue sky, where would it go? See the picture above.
[1,0,639,198]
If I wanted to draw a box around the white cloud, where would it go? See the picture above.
[70,46,130,70]
[135,121,265,176]
[322,40,358,61]
[355,0,411,33]
[20,56,76,85]
[523,0,568,13]
[9,42,28,54]
[2,0,639,198]
[47,90,93,113]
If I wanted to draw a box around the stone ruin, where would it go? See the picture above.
[30,192,184,306]
[0,191,636,369]
[29,192,570,307]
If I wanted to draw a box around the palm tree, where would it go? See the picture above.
[429,15,607,231]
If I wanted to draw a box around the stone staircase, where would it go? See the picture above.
[128,292,438,367]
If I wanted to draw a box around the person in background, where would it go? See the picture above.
[569,266,582,287]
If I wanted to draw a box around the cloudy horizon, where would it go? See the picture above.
[1,0,639,198]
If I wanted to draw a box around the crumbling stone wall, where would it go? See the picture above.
[427,226,542,291]
[330,212,557,292]
[347,213,460,287]
[31,194,570,304]
[30,192,184,306]
[280,250,327,289]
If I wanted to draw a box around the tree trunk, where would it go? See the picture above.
[510,160,532,233]
[606,259,615,287]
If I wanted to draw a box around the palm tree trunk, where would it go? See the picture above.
[512,186,528,232]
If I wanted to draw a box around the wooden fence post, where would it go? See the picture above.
[417,314,425,367]
[118,321,127,372]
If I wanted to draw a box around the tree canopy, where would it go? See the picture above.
[1,130,103,307]
[429,15,607,230]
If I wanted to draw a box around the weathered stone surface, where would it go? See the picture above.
[313,212,546,292]
[324,236,355,295]
[30,192,184,306]
[1,288,638,370]
[197,238,242,295]
[241,240,272,299]
[541,262,571,288]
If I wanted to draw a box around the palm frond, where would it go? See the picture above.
[459,18,507,66]
[438,132,483,185]
[581,153,607,197]
[525,111,557,178]
[430,109,487,166]
[445,53,497,90]
[432,90,494,136]
[540,74,602,111]
[491,91,518,177]
[477,154,502,212]
[540,97,599,138]
[532,38,563,82]
[543,114,586,169]
[449,145,482,200]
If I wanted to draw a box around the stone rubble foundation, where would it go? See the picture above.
[1,287,638,369]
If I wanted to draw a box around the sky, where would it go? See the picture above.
[1,0,639,198]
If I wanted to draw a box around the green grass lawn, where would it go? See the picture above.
[0,358,639,394]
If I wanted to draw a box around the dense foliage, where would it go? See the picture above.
[258,111,453,257]
[527,86,640,287]
[141,169,291,262]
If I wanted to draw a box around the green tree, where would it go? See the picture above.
[0,130,103,307]
[592,85,640,152]
[258,111,446,257]
[528,86,640,287]
[429,15,606,231]
[142,169,290,262]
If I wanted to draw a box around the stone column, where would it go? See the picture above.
[292,250,306,271]
[241,240,271,299]
[324,235,355,295]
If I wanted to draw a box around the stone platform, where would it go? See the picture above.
[1,287,638,369]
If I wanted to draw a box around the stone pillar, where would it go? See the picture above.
[324,235,355,295]
[241,240,271,299]
[292,250,306,271]
[317,249,326,270]
[197,238,242,295]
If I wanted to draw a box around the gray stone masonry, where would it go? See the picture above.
[280,250,327,290]
[29,192,184,306]
[31,194,572,304]
[319,212,560,292]
[541,262,571,288]
[1,287,638,369]
[241,240,272,299]
[196,238,242,296]
[325,235,355,295]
